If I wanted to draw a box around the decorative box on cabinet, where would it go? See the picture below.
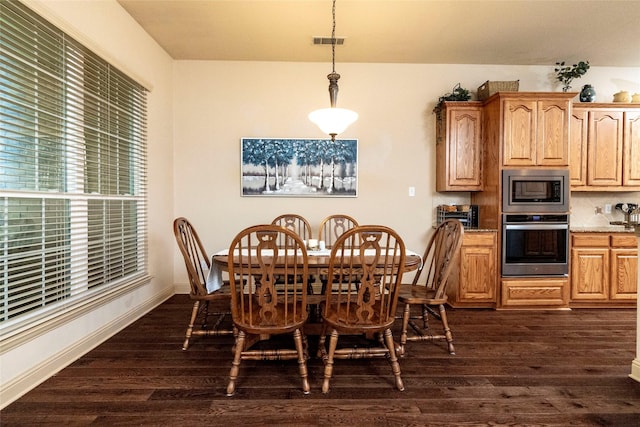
[447,231,497,308]
[435,101,483,191]
[570,232,638,306]
[570,104,640,191]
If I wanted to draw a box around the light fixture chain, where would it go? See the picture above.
[331,0,336,73]
[309,0,357,141]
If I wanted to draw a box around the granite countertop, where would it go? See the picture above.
[570,225,635,233]
[433,226,498,232]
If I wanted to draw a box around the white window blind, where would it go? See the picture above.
[0,0,148,339]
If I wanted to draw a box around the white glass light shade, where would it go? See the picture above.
[308,107,358,137]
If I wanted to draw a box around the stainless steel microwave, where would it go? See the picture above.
[502,169,570,213]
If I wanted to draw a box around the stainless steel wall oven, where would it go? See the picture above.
[502,214,569,276]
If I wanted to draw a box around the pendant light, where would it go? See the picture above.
[308,0,358,141]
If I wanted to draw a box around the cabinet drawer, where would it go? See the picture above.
[501,278,569,307]
[572,234,609,247]
[611,234,637,248]
[463,232,496,246]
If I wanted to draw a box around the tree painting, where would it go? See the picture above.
[241,138,357,197]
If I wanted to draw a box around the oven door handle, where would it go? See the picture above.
[504,224,568,230]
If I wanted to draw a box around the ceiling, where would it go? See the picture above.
[117,0,640,67]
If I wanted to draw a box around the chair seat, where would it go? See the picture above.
[322,302,394,333]
[398,284,448,305]
[235,299,307,336]
[191,286,232,301]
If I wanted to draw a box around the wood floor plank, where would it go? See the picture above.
[2,294,640,426]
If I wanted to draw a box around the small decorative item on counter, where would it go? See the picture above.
[613,91,631,103]
[439,204,457,212]
[632,93,640,103]
[554,60,590,92]
[579,84,596,102]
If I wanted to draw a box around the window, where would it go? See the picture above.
[0,0,148,340]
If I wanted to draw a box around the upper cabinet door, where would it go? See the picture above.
[587,110,624,186]
[570,107,588,186]
[624,110,640,186]
[435,102,483,191]
[503,100,537,166]
[537,100,570,166]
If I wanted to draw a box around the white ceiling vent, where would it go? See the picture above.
[313,37,345,45]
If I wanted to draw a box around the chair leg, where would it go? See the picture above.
[399,303,411,356]
[438,304,455,355]
[421,303,431,330]
[226,331,245,396]
[321,329,339,394]
[317,323,328,359]
[293,328,310,394]
[182,301,200,350]
[383,328,404,391]
[201,301,210,329]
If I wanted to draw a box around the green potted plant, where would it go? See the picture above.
[434,83,471,114]
[554,60,590,92]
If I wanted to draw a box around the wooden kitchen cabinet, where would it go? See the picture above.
[624,110,640,186]
[587,109,624,186]
[570,104,640,191]
[447,231,497,307]
[500,277,569,308]
[435,101,483,191]
[502,97,571,167]
[569,107,588,186]
[570,232,637,306]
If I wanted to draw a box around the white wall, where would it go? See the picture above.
[0,0,175,407]
[172,61,640,291]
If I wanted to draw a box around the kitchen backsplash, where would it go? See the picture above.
[432,191,640,228]
[570,192,640,227]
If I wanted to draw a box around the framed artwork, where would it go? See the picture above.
[241,138,358,197]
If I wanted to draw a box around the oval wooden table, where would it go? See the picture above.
[212,249,421,352]
[212,249,422,304]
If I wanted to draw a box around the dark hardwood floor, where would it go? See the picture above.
[3,294,640,426]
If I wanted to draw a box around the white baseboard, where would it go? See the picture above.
[629,358,640,383]
[0,286,174,409]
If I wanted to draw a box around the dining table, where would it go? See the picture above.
[208,248,422,303]
[208,247,422,347]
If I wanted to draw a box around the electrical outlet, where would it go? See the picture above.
[408,186,415,197]
[604,204,612,214]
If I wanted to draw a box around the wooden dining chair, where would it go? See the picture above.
[173,217,234,350]
[398,219,464,355]
[271,213,314,291]
[317,214,360,294]
[271,213,312,243]
[318,225,406,393]
[226,224,310,396]
[318,214,359,248]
